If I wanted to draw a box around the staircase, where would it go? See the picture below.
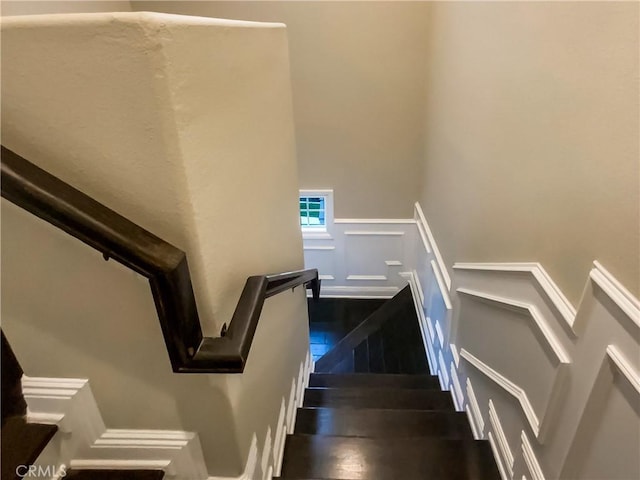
[276,288,500,480]
[1,332,166,480]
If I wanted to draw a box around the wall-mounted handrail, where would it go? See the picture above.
[1,146,320,373]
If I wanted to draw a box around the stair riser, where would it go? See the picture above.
[294,408,473,438]
[308,373,439,390]
[303,389,454,411]
[280,436,500,480]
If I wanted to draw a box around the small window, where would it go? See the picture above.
[299,189,333,238]
[300,196,326,229]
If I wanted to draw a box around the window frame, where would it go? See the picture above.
[299,189,333,239]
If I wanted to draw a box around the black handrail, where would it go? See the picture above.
[1,146,320,373]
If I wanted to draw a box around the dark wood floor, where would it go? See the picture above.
[308,297,385,362]
[282,288,500,479]
[312,287,429,374]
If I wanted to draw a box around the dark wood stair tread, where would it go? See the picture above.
[303,387,454,411]
[309,373,439,389]
[65,470,165,479]
[294,407,472,438]
[1,416,58,480]
[280,435,500,479]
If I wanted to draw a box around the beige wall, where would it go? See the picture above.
[132,1,430,218]
[2,12,306,476]
[1,1,131,15]
[420,2,639,304]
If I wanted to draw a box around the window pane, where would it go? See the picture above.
[300,195,326,229]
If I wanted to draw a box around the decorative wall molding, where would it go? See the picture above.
[385,260,403,266]
[431,260,452,310]
[23,376,208,479]
[454,264,637,477]
[466,407,481,440]
[456,288,570,364]
[346,274,388,281]
[488,432,510,480]
[414,202,450,290]
[302,204,640,480]
[334,218,416,224]
[452,262,576,331]
[425,316,436,344]
[560,344,640,480]
[315,285,399,299]
[450,343,460,368]
[460,348,540,437]
[399,271,437,375]
[26,350,315,480]
[587,261,640,330]
[450,363,464,411]
[521,431,545,480]
[489,400,514,477]
[438,350,449,390]
[435,319,445,349]
[303,218,416,298]
[343,230,405,236]
[466,378,484,435]
[606,345,640,394]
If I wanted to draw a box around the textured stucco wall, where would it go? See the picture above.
[1,1,131,15]
[1,12,306,476]
[133,1,431,219]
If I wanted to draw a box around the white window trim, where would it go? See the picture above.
[300,189,334,239]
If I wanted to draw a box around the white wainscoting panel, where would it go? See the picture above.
[405,202,639,480]
[303,218,416,298]
[27,350,314,480]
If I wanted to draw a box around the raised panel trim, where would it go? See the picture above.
[334,218,416,224]
[416,219,432,254]
[414,202,450,289]
[451,363,464,410]
[456,287,570,364]
[344,230,405,236]
[590,261,640,330]
[466,378,485,434]
[453,262,576,330]
[435,319,445,348]
[489,400,514,476]
[384,260,403,266]
[413,269,426,308]
[301,232,333,240]
[346,275,388,281]
[488,432,510,480]
[400,271,437,375]
[466,407,481,440]
[431,260,452,310]
[426,316,436,344]
[461,348,540,437]
[606,345,640,395]
[316,286,398,298]
[438,350,450,388]
[451,343,460,368]
[303,246,336,251]
[521,431,545,480]
[22,376,208,478]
